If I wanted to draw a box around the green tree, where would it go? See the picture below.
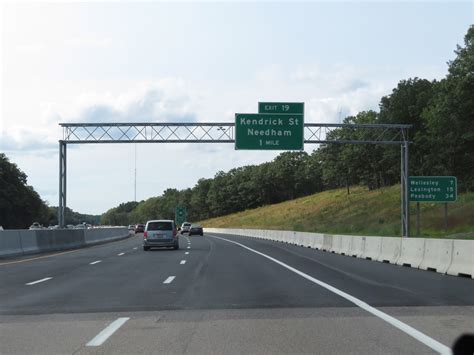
[0,153,49,228]
[189,178,211,220]
[422,26,474,191]
[272,152,312,200]
[378,77,436,182]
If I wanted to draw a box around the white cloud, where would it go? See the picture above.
[1,126,58,153]
[290,63,372,95]
[65,36,112,49]
[15,42,47,54]
[63,79,199,124]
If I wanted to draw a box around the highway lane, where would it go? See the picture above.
[0,231,473,354]
[0,233,141,290]
[214,234,474,307]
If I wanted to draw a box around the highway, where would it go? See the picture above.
[0,232,473,354]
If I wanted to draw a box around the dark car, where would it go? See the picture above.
[188,224,203,236]
[135,224,145,233]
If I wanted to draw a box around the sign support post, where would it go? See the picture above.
[401,136,409,238]
[416,202,420,237]
[444,203,448,232]
[58,141,67,228]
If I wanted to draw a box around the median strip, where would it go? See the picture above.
[89,260,102,265]
[86,317,130,347]
[26,277,52,286]
[163,276,175,284]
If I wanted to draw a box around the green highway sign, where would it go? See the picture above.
[409,176,457,202]
[258,102,304,115]
[235,113,304,150]
[175,205,187,225]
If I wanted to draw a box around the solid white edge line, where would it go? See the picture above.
[163,276,176,284]
[207,234,452,355]
[89,260,102,265]
[86,317,130,346]
[25,277,52,285]
[180,260,186,265]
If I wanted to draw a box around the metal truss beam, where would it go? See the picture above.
[60,122,411,145]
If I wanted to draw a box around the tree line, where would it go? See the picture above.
[102,26,473,226]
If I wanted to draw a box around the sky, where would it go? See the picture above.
[1,1,473,216]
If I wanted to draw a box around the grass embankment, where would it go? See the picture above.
[200,185,474,239]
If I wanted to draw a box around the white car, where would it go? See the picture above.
[181,222,192,234]
[29,222,42,230]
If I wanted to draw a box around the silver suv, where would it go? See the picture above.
[143,220,179,251]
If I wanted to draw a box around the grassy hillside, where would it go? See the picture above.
[200,185,474,238]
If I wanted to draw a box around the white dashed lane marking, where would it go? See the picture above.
[90,260,102,265]
[180,260,186,265]
[118,253,125,256]
[163,276,176,284]
[26,277,52,286]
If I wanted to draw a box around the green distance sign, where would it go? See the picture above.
[258,102,304,115]
[235,113,304,150]
[409,176,457,202]
[175,205,187,225]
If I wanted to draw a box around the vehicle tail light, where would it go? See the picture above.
[143,231,148,238]
[173,229,177,238]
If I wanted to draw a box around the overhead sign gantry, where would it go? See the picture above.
[59,102,411,236]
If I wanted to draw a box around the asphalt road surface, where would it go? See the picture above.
[1,232,473,354]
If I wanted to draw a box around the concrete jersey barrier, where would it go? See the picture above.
[322,234,332,251]
[377,237,402,264]
[339,235,352,256]
[397,238,425,268]
[362,236,382,260]
[205,227,473,279]
[419,239,454,274]
[18,230,39,255]
[447,240,474,278]
[35,229,85,252]
[0,231,23,257]
[350,236,365,258]
[0,227,130,258]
